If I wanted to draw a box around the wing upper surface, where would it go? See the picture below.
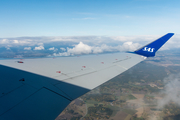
[0,53,145,89]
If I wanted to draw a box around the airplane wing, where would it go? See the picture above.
[0,33,174,120]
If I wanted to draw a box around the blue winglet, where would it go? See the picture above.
[134,33,174,57]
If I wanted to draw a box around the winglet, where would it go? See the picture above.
[134,33,174,57]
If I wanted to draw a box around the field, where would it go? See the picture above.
[56,50,180,120]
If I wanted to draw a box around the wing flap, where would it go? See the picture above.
[0,88,71,120]
[0,85,37,116]
[0,64,90,120]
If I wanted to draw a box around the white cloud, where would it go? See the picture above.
[48,47,55,50]
[24,47,31,50]
[34,46,44,50]
[92,46,103,53]
[5,45,11,50]
[48,47,58,51]
[1,39,9,44]
[54,42,92,56]
[53,52,70,56]
[92,44,114,54]
[60,48,66,51]
[158,73,180,109]
[13,40,19,43]
[118,42,141,51]
[33,43,45,50]
[67,42,92,55]
[19,41,31,44]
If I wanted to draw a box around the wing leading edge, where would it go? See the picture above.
[0,33,174,120]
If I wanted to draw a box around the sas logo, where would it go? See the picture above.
[143,47,155,52]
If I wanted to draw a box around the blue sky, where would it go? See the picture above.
[1,0,180,37]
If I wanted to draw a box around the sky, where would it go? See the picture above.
[0,0,180,37]
[1,0,180,114]
[0,0,180,57]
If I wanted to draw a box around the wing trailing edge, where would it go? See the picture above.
[134,33,174,57]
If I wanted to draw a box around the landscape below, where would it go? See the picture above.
[56,49,180,120]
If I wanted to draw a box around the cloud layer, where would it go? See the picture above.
[0,34,179,57]
[1,34,179,47]
[158,73,180,108]
[53,41,141,56]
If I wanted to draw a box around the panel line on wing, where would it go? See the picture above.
[61,65,117,82]
[53,85,74,100]
[0,87,41,116]
[113,57,131,63]
[0,84,24,98]
[43,87,72,101]
[60,71,97,81]
[115,64,128,70]
[0,86,72,117]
